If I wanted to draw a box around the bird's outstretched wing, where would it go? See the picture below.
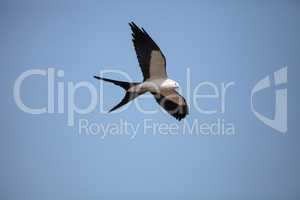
[129,22,167,81]
[152,90,188,121]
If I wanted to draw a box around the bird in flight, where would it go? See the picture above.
[94,22,188,120]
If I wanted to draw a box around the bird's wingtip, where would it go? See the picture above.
[129,21,134,26]
[129,21,139,29]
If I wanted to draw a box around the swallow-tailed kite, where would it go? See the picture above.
[94,22,188,120]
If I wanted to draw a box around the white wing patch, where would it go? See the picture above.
[149,50,167,79]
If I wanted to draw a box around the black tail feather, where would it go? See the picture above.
[108,92,137,112]
[94,75,141,112]
[94,76,133,90]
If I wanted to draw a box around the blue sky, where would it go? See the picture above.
[0,0,299,199]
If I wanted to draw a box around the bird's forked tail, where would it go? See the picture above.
[93,76,140,112]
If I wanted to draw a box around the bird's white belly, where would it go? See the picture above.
[128,78,175,93]
[139,79,171,93]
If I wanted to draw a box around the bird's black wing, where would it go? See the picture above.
[129,22,167,81]
[152,90,188,121]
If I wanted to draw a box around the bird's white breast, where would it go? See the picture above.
[137,78,175,93]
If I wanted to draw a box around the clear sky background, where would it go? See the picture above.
[0,0,299,199]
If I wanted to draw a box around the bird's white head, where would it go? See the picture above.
[162,79,180,89]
